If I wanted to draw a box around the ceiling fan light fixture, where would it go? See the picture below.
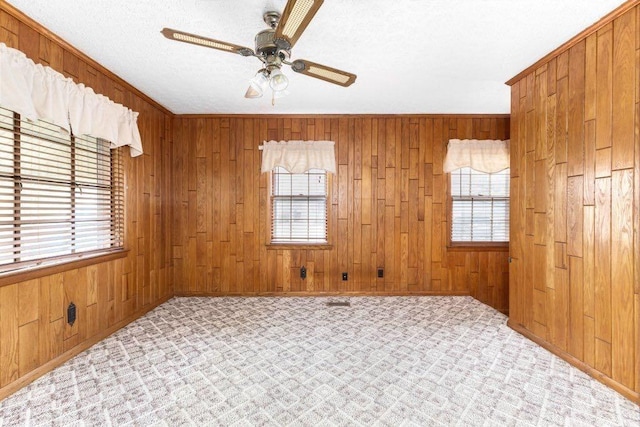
[244,85,262,99]
[269,68,289,91]
[273,89,290,99]
[252,70,270,88]
[245,71,269,98]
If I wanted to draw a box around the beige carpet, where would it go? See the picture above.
[0,296,638,426]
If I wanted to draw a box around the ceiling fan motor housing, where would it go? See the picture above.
[255,29,277,56]
[255,29,290,63]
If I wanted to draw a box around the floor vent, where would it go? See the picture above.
[326,301,351,307]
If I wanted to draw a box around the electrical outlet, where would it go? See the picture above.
[377,268,384,278]
[342,272,348,281]
[67,302,76,326]
[300,266,307,279]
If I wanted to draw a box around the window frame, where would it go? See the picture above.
[0,108,126,279]
[266,167,333,249]
[447,167,510,249]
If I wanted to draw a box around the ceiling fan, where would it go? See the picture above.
[161,0,357,103]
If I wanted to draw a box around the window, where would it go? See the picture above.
[450,167,509,243]
[271,167,327,244]
[0,107,124,272]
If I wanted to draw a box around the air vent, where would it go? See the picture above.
[326,301,350,307]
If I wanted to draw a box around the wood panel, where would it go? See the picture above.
[171,116,510,312]
[507,3,640,403]
[0,4,173,399]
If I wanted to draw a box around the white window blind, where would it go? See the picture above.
[0,107,124,272]
[271,167,327,243]
[450,167,509,242]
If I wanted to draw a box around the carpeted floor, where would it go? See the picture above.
[0,296,638,426]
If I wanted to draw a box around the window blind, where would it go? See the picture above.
[450,167,509,242]
[271,167,327,243]
[0,107,124,272]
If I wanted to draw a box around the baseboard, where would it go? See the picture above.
[507,320,640,405]
[174,290,471,297]
[0,294,172,401]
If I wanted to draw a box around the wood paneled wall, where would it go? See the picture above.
[507,4,640,403]
[172,115,510,311]
[0,4,173,399]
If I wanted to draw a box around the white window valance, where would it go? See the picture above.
[0,43,143,157]
[443,139,510,173]
[260,140,336,174]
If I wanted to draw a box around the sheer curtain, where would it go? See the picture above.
[443,139,510,173]
[260,140,336,173]
[0,43,143,156]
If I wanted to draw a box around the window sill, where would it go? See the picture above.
[0,249,129,288]
[266,243,333,250]
[448,243,509,252]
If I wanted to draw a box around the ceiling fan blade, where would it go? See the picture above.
[290,59,356,87]
[161,28,254,56]
[274,0,324,49]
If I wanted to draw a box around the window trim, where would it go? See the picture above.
[447,167,510,247]
[0,248,128,288]
[447,242,509,251]
[266,169,333,248]
[265,244,333,251]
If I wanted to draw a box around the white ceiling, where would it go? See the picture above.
[6,0,627,115]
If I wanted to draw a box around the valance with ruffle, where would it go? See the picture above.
[260,140,336,174]
[443,139,510,173]
[0,43,143,156]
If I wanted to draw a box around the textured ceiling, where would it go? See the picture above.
[5,0,627,115]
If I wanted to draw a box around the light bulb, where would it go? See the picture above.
[244,85,262,98]
[245,71,269,98]
[269,68,289,91]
